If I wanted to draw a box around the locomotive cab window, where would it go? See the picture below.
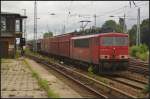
[115,37,128,46]
[101,37,128,46]
[74,38,89,48]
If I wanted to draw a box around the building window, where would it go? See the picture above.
[74,38,89,48]
[1,16,6,31]
[15,20,20,32]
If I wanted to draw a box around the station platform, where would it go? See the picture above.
[1,57,82,98]
[1,58,47,98]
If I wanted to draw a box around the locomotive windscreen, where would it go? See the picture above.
[101,37,128,46]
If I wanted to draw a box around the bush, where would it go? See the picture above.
[143,84,150,94]
[130,44,148,61]
[130,45,139,57]
[88,65,94,75]
[15,50,20,58]
[139,44,148,53]
[138,53,148,61]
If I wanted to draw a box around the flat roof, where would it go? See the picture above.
[53,32,80,37]
[71,32,128,39]
[1,12,27,18]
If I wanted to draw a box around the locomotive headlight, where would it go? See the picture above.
[119,55,129,59]
[100,55,110,59]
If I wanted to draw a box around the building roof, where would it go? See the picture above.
[1,12,27,18]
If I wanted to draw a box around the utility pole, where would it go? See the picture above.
[34,1,37,52]
[63,24,66,33]
[123,13,126,33]
[94,14,96,27]
[138,7,141,45]
[94,14,97,33]
[136,7,140,46]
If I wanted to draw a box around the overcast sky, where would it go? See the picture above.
[1,1,149,40]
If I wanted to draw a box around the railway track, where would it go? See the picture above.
[130,57,149,66]
[73,69,147,97]
[26,54,143,98]
[104,76,146,90]
[129,58,149,76]
[117,72,148,85]
[61,61,148,90]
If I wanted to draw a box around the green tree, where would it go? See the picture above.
[128,18,149,46]
[128,25,137,45]
[43,31,53,38]
[78,26,102,35]
[101,20,122,33]
[140,18,149,46]
[119,18,127,32]
[116,24,123,33]
[95,27,102,33]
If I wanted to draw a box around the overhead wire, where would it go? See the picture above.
[96,1,148,18]
[64,1,148,33]
[86,1,148,26]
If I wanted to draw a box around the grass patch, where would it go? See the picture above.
[130,44,149,61]
[23,59,59,98]
[88,65,94,75]
[15,50,20,59]
[95,76,109,84]
[143,84,150,94]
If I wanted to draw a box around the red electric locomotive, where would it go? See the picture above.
[70,32,129,72]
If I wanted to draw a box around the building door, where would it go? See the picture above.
[0,41,8,58]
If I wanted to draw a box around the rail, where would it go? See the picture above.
[129,58,149,76]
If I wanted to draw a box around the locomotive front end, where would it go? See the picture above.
[99,33,129,71]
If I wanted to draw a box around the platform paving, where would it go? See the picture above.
[25,58,82,98]
[1,58,48,98]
